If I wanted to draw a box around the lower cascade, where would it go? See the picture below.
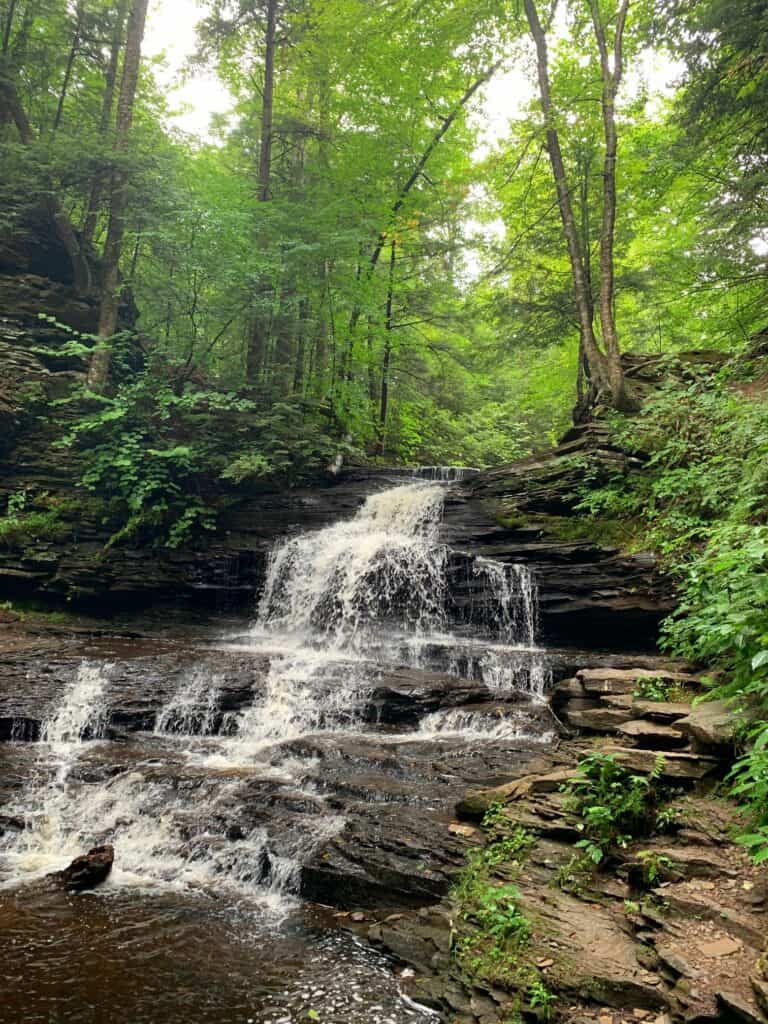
[0,479,553,1024]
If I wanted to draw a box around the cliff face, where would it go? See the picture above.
[0,270,673,649]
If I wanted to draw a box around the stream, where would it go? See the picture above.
[0,478,555,1024]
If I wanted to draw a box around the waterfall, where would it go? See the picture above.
[404,466,479,482]
[257,482,448,645]
[1,662,111,875]
[155,667,221,736]
[1,479,550,906]
[471,556,539,647]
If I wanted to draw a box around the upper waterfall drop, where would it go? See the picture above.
[256,482,448,647]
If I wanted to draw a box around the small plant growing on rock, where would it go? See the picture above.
[636,850,676,885]
[527,978,556,1021]
[633,675,690,703]
[562,753,668,865]
[451,823,536,984]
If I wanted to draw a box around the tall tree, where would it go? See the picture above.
[522,0,634,411]
[88,0,149,390]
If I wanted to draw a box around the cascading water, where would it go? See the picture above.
[0,474,555,1024]
[257,483,448,644]
[1,662,111,876]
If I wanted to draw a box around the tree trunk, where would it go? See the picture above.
[2,0,18,54]
[246,0,278,383]
[346,61,502,345]
[376,241,397,455]
[587,0,636,411]
[88,0,149,391]
[82,0,128,251]
[523,0,613,402]
[293,298,309,393]
[258,0,277,203]
[52,2,84,131]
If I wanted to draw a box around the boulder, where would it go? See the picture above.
[676,700,739,750]
[48,844,114,891]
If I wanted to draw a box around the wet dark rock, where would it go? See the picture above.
[48,844,114,891]
[0,715,41,741]
[0,813,25,835]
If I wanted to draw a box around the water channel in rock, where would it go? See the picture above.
[0,478,555,1024]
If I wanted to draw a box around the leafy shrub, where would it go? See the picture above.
[562,752,668,865]
[576,363,768,862]
[633,675,690,703]
[0,490,72,548]
[56,362,355,549]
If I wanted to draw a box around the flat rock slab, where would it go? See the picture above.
[566,707,635,732]
[676,700,740,749]
[525,886,670,1011]
[577,668,701,696]
[617,719,688,749]
[603,746,719,780]
[631,699,693,722]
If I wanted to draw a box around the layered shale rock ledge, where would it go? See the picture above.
[339,667,767,1024]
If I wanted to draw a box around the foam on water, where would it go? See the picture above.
[258,482,447,645]
[2,478,551,906]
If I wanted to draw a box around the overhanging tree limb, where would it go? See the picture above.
[367,60,502,277]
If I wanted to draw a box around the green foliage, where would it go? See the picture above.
[562,753,668,865]
[57,366,353,549]
[527,978,556,1021]
[636,850,676,885]
[451,822,535,983]
[576,366,768,862]
[0,490,72,548]
[633,675,690,703]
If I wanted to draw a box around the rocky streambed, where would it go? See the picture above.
[0,453,762,1024]
[3,613,762,1024]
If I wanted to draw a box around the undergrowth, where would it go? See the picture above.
[451,809,554,1018]
[557,752,674,885]
[576,356,768,861]
[33,320,357,550]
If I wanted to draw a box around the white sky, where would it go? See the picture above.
[145,0,682,143]
[144,0,233,137]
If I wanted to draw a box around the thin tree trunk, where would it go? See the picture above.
[246,0,278,382]
[88,0,149,391]
[587,0,636,411]
[347,61,501,341]
[523,0,612,400]
[2,0,18,54]
[258,0,277,203]
[366,314,378,406]
[377,241,397,454]
[293,298,309,393]
[52,2,84,131]
[82,0,128,251]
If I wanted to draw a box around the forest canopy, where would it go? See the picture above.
[0,0,765,469]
